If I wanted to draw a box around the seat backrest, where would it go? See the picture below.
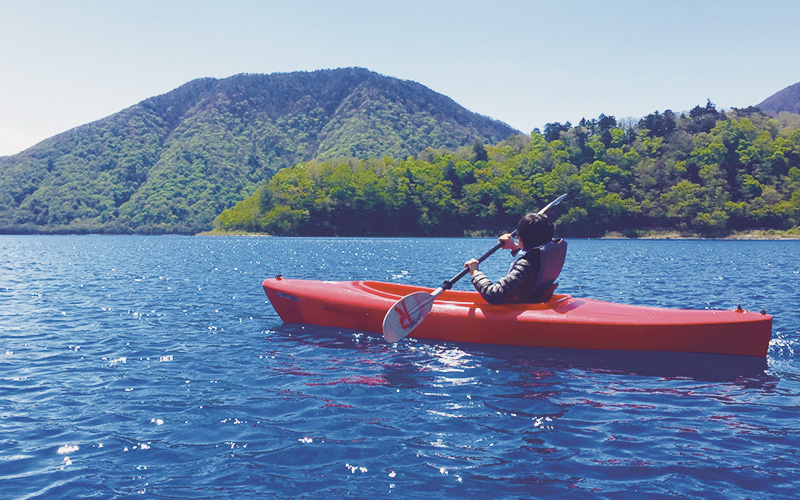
[529,239,567,302]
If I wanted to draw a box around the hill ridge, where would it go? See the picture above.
[757,81,800,116]
[0,68,518,234]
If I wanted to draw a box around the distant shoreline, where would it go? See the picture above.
[601,229,800,240]
[197,228,800,240]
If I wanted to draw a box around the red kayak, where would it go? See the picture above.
[262,277,772,357]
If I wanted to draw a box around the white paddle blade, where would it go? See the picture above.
[382,292,435,343]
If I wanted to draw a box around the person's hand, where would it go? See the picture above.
[499,233,518,250]
[464,258,480,275]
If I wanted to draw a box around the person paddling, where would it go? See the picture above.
[464,213,567,305]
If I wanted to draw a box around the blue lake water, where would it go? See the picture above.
[1,235,799,499]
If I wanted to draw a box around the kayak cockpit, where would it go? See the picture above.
[358,280,572,309]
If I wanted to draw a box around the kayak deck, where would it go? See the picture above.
[262,278,772,357]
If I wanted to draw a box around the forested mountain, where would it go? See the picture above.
[758,82,800,116]
[216,103,800,237]
[0,68,518,234]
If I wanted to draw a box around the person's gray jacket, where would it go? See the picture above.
[470,239,567,305]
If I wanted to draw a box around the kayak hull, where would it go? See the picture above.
[262,278,772,357]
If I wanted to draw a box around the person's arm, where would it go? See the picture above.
[469,254,540,305]
[464,233,517,274]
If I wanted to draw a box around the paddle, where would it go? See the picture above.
[382,193,567,343]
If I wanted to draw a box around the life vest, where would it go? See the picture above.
[527,238,567,302]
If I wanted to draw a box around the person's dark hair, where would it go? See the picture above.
[517,212,555,249]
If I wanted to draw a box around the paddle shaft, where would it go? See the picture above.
[439,229,517,292]
[382,193,566,342]
[438,192,566,292]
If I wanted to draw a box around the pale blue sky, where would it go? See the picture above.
[1,0,799,156]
